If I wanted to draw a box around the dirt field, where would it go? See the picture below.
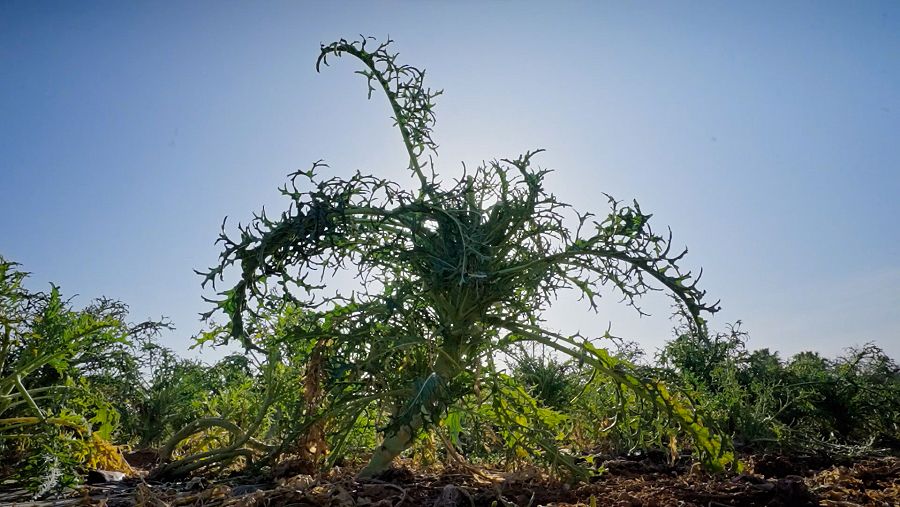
[1,453,897,506]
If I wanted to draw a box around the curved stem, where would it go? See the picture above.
[15,375,44,421]
[319,43,434,200]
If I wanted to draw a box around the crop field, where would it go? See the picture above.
[1,35,898,507]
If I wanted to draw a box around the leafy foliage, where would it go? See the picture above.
[2,250,898,490]
[660,304,900,452]
[197,36,732,478]
[0,256,165,494]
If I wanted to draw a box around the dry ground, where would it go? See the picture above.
[1,453,897,506]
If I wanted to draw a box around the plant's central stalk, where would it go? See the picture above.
[356,340,462,479]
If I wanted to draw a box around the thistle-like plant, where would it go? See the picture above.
[199,37,734,478]
[0,256,166,492]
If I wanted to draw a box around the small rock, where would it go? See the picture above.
[329,484,355,507]
[87,470,126,484]
[773,475,816,506]
[280,473,315,490]
[433,484,472,507]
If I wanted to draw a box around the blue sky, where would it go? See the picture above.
[2,1,898,361]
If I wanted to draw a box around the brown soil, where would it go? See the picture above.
[1,454,897,506]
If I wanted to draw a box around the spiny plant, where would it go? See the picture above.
[0,256,164,493]
[197,36,734,478]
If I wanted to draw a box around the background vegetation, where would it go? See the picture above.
[1,254,898,496]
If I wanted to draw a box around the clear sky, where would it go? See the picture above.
[2,1,898,361]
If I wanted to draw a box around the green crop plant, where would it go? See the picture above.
[198,37,735,479]
[0,256,166,493]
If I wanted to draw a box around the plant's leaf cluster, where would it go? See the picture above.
[197,37,732,477]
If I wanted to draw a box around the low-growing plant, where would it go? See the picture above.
[778,345,900,448]
[659,303,900,453]
[511,345,582,412]
[0,256,163,494]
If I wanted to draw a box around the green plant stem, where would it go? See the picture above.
[357,355,458,478]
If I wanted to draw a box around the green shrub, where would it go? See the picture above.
[0,256,164,494]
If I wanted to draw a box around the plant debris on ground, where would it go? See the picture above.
[1,453,897,506]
